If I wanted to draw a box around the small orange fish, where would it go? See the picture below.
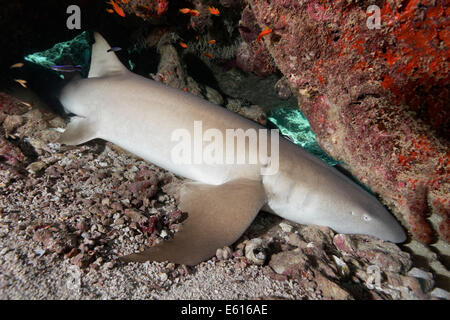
[14,79,27,88]
[189,9,200,16]
[179,8,191,14]
[207,40,216,44]
[208,6,220,16]
[257,27,273,42]
[179,41,188,48]
[108,0,125,17]
[10,62,24,69]
[106,8,114,13]
[203,53,213,59]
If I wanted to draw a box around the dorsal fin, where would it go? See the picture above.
[88,32,127,78]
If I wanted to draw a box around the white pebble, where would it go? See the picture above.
[279,222,293,233]
[430,288,449,300]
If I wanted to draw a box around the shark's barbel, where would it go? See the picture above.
[57,33,406,265]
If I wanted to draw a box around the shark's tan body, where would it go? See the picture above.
[58,33,405,265]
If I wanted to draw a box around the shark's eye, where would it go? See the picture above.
[363,215,371,221]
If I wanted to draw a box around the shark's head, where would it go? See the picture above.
[326,187,407,243]
[264,158,407,243]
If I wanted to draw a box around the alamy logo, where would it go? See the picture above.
[66,5,81,30]
[171,121,280,175]
[366,265,382,289]
[367,5,382,30]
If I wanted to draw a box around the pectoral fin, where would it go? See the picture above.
[120,179,267,265]
[57,116,97,145]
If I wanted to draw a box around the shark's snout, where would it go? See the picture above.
[385,225,407,243]
[372,211,407,243]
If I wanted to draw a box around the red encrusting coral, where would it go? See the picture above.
[246,0,449,244]
[376,0,449,135]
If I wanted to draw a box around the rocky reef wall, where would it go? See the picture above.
[246,0,449,245]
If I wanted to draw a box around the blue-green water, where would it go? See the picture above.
[267,107,338,166]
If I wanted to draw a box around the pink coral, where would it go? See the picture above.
[306,1,331,22]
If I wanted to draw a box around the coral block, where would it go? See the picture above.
[247,0,449,244]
